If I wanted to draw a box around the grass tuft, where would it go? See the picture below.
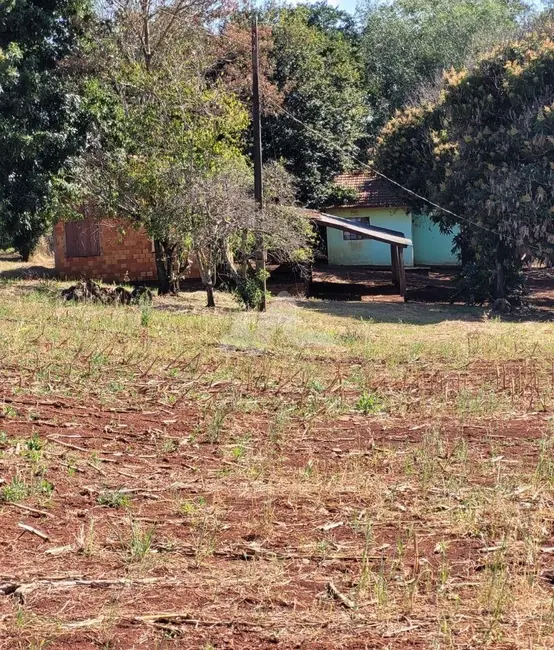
[97,489,130,509]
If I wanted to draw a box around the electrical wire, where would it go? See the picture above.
[205,20,551,253]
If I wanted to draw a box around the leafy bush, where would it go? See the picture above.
[460,261,527,306]
[232,270,269,311]
[356,392,384,415]
[376,30,554,302]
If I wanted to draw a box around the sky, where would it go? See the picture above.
[337,0,357,11]
[328,0,357,13]
[314,0,549,17]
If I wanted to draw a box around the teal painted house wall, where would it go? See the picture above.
[326,207,413,266]
[326,207,459,267]
[412,215,459,265]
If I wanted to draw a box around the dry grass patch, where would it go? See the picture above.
[1,276,554,647]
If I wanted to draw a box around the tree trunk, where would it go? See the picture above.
[153,240,180,295]
[141,0,152,71]
[460,238,472,267]
[17,238,36,262]
[169,271,179,295]
[206,284,215,308]
[495,245,506,300]
[154,239,171,295]
[239,230,249,279]
[223,239,242,286]
[196,250,216,308]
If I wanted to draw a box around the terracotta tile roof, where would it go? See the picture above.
[332,172,406,208]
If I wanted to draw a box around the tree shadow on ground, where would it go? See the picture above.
[0,251,55,281]
[297,297,554,325]
[302,266,554,325]
[0,265,56,280]
[295,296,487,325]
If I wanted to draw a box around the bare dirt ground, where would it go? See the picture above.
[2,258,554,648]
[2,384,554,650]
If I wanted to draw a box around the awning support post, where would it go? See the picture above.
[391,244,399,290]
[391,245,406,299]
[397,246,406,298]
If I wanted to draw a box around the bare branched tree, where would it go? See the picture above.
[95,0,230,69]
[188,161,313,308]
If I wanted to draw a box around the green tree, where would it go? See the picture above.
[75,2,312,299]
[375,23,554,302]
[0,0,91,259]
[212,4,365,207]
[263,5,367,207]
[305,2,359,41]
[360,0,530,135]
[67,1,249,294]
[78,58,249,294]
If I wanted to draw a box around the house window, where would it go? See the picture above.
[65,220,100,257]
[343,217,370,241]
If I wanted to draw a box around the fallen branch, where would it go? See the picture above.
[17,522,49,541]
[8,503,53,518]
[63,616,106,629]
[86,461,107,477]
[1,576,181,599]
[383,623,422,637]
[60,612,332,631]
[130,612,285,630]
[115,468,139,479]
[327,581,356,609]
[45,545,73,556]
[46,437,88,452]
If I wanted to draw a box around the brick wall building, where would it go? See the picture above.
[55,218,160,283]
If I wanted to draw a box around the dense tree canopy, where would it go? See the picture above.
[375,24,554,301]
[263,5,366,207]
[212,1,534,207]
[0,0,91,259]
[360,0,530,135]
[213,4,366,207]
[4,0,554,304]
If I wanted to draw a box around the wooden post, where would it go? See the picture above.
[252,13,266,312]
[397,246,406,299]
[391,244,399,290]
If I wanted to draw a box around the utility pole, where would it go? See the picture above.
[252,11,266,312]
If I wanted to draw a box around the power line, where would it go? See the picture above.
[270,98,553,257]
[204,20,547,252]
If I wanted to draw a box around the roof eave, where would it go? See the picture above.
[326,203,409,210]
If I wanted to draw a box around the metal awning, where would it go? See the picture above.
[304,209,411,299]
[307,211,412,248]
